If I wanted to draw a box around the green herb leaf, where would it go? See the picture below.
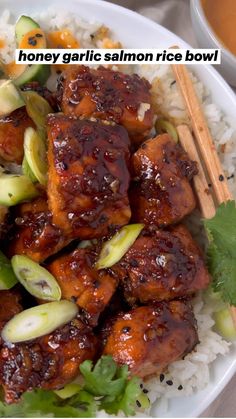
[204,200,236,305]
[0,356,144,417]
[101,376,143,416]
[0,388,95,417]
[80,355,127,397]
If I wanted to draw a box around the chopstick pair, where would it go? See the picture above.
[171,61,236,327]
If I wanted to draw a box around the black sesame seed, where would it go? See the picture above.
[227,174,234,180]
[61,161,68,170]
[166,380,173,386]
[35,33,43,38]
[208,183,212,187]
[140,383,143,389]
[219,174,224,181]
[28,37,37,46]
[93,280,100,289]
[143,388,149,394]
[71,296,77,303]
[130,259,139,267]
[136,400,141,408]
[170,80,176,86]
[99,214,108,223]
[160,373,165,382]
[122,326,131,333]
[178,385,183,390]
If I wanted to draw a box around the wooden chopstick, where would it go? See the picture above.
[177,125,216,219]
[177,125,236,327]
[172,63,233,204]
[171,62,236,326]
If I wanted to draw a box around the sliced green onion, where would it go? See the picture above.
[1,300,78,343]
[54,383,81,399]
[0,79,25,117]
[0,173,38,206]
[24,127,47,186]
[22,155,37,183]
[22,91,52,137]
[137,391,150,410]
[11,255,61,301]
[214,307,236,340]
[155,119,178,143]
[0,250,18,290]
[96,224,144,270]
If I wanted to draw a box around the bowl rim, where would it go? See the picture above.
[191,0,236,64]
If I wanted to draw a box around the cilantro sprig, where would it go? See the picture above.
[204,200,236,305]
[0,356,149,417]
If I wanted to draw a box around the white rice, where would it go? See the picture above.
[0,8,235,417]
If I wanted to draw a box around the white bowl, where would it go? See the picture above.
[0,0,236,417]
[190,0,236,86]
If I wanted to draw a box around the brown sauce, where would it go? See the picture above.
[201,0,236,56]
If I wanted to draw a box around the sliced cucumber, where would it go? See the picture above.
[11,255,61,301]
[1,300,78,343]
[22,156,37,183]
[0,250,18,290]
[14,64,51,87]
[24,127,47,186]
[15,15,40,45]
[96,224,144,270]
[14,16,50,86]
[0,80,25,116]
[0,173,38,206]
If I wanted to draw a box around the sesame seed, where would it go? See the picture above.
[136,400,141,408]
[178,385,183,390]
[166,380,173,386]
[122,326,131,333]
[28,37,37,46]
[140,383,143,389]
[143,388,149,394]
[160,373,165,382]
[219,174,224,181]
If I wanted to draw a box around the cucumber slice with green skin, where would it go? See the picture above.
[1,300,78,343]
[14,16,50,86]
[15,15,40,45]
[22,155,37,183]
[11,255,61,301]
[214,308,236,340]
[24,127,47,186]
[96,224,144,270]
[0,250,18,290]
[14,64,51,87]
[0,173,38,206]
[0,80,25,116]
